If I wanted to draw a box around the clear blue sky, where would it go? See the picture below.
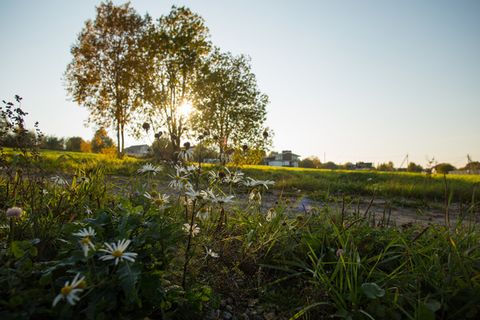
[1,0,479,167]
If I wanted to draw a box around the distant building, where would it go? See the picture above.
[355,162,373,170]
[264,150,300,167]
[124,144,150,156]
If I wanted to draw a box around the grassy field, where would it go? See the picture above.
[236,165,480,204]
[2,148,143,175]
[1,149,479,319]
[4,149,479,204]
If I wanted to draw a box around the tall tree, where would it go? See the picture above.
[191,49,270,156]
[139,6,211,155]
[65,1,146,155]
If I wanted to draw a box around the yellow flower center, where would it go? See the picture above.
[80,237,90,245]
[112,250,123,258]
[61,285,73,296]
[76,280,87,289]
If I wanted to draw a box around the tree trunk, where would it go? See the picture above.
[120,122,125,157]
[116,120,121,155]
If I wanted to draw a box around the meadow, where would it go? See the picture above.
[1,148,479,319]
[6,149,480,203]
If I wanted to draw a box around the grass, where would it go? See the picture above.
[4,149,479,204]
[1,151,479,319]
[237,164,480,203]
[2,148,143,175]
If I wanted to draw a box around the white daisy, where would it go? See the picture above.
[243,178,274,189]
[183,223,200,237]
[184,164,198,173]
[205,247,219,258]
[99,239,138,265]
[185,187,205,200]
[196,209,210,221]
[174,165,188,174]
[84,206,93,215]
[137,163,162,175]
[144,192,170,209]
[51,175,68,186]
[168,169,190,190]
[52,273,85,307]
[225,170,244,184]
[178,148,194,161]
[73,227,96,257]
[209,193,234,205]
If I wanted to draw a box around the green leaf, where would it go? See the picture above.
[11,241,25,258]
[416,303,435,320]
[118,264,140,304]
[361,282,385,299]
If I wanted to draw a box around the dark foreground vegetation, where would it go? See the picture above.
[1,147,479,319]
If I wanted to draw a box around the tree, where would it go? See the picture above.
[377,161,395,171]
[91,127,114,153]
[434,163,456,174]
[139,6,211,156]
[65,137,85,152]
[80,140,92,153]
[40,135,65,150]
[191,49,270,157]
[65,1,146,155]
[321,161,339,170]
[299,156,322,168]
[462,161,480,171]
[407,162,423,172]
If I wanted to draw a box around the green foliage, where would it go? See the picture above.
[138,6,211,154]
[191,49,270,155]
[91,127,114,153]
[377,161,395,171]
[40,135,65,150]
[435,162,456,174]
[463,161,480,171]
[299,156,322,168]
[65,136,85,152]
[407,161,423,172]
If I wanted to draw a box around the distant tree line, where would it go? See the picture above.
[1,127,114,154]
[298,156,468,174]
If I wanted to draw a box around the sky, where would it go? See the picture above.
[1,0,479,168]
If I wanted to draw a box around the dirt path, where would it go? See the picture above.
[107,175,479,226]
[260,191,479,226]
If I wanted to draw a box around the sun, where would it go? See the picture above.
[179,101,193,118]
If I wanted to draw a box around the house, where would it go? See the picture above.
[124,144,150,156]
[264,150,300,167]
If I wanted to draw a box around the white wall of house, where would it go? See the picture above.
[268,160,284,167]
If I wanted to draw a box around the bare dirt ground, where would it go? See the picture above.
[109,175,479,226]
[260,190,479,226]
